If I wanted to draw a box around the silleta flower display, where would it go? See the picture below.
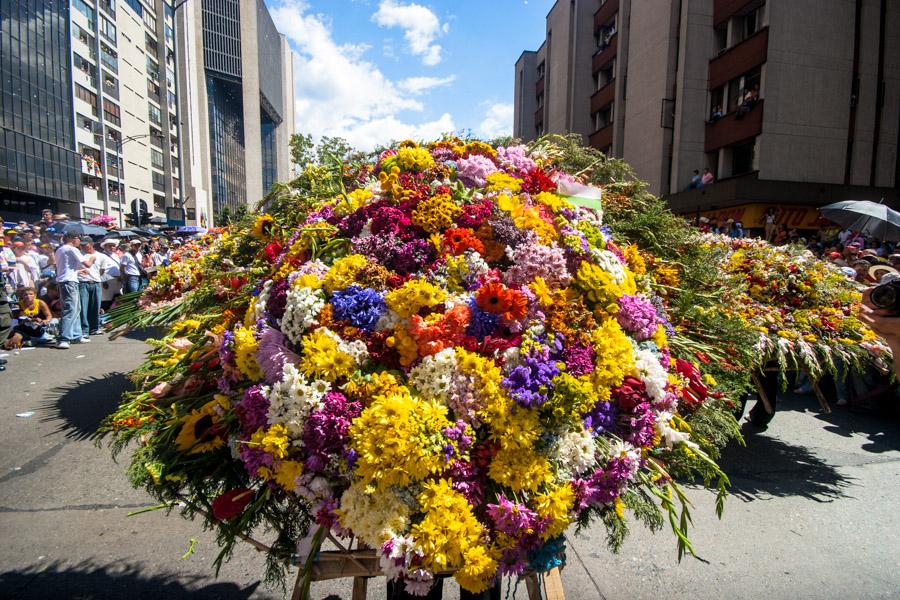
[110,137,862,597]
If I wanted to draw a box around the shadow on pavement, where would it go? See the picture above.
[0,561,262,599]
[719,425,853,503]
[114,327,164,342]
[40,372,132,440]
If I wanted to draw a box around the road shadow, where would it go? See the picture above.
[0,560,263,599]
[113,327,164,342]
[719,424,853,503]
[40,372,132,440]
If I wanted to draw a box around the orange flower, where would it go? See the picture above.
[442,227,485,256]
[475,283,528,321]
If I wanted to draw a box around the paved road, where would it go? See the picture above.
[0,334,898,599]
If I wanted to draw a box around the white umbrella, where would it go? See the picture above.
[819,200,900,242]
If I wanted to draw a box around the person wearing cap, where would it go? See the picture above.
[119,239,147,294]
[54,232,97,348]
[77,237,105,337]
[99,238,122,309]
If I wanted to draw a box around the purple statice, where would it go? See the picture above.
[335,210,368,237]
[449,460,484,506]
[235,384,270,434]
[505,241,571,288]
[622,402,656,448]
[257,326,301,385]
[502,345,560,408]
[466,297,499,340]
[496,145,537,173]
[394,238,433,275]
[265,278,290,323]
[616,294,659,341]
[456,154,499,187]
[582,399,617,434]
[487,495,541,537]
[563,343,595,377]
[302,391,361,474]
[330,286,386,331]
[583,455,634,506]
[488,210,532,248]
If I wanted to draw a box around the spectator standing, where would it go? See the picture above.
[119,239,146,294]
[54,232,96,348]
[764,207,778,242]
[77,237,103,336]
[700,168,714,186]
[99,239,122,309]
[12,242,40,282]
[33,208,54,229]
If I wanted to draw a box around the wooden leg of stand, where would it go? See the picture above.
[810,379,832,413]
[525,569,565,600]
[289,570,305,600]
[750,371,774,414]
[351,576,367,600]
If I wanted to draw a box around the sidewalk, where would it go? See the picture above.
[0,334,898,599]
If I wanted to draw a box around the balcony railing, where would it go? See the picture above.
[714,0,756,27]
[534,106,544,127]
[709,27,768,90]
[705,99,764,152]
[535,77,544,97]
[592,35,618,73]
[594,0,619,33]
[589,124,613,150]
[591,80,616,114]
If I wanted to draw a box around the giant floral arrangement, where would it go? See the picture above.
[102,139,731,596]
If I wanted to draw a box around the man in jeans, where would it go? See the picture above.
[77,237,103,337]
[119,239,146,294]
[54,232,97,349]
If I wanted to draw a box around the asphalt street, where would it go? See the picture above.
[0,333,898,600]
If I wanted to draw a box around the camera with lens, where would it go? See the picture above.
[870,273,900,312]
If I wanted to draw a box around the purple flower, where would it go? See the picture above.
[239,443,274,478]
[466,297,499,340]
[505,241,571,288]
[582,398,617,434]
[487,495,540,537]
[257,326,301,385]
[330,286,386,331]
[616,294,659,341]
[236,385,270,434]
[563,343,595,377]
[496,145,537,173]
[457,154,498,187]
[266,279,290,323]
[583,455,634,506]
[302,391,361,474]
[502,345,560,408]
[621,402,657,447]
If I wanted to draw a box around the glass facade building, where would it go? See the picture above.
[207,76,246,213]
[0,0,80,218]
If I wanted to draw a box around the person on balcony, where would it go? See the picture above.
[701,168,715,186]
[710,104,723,122]
[687,169,702,190]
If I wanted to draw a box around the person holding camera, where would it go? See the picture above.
[861,285,900,376]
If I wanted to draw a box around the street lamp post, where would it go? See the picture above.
[113,132,165,228]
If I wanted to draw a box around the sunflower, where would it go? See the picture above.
[175,399,229,454]
[251,214,275,240]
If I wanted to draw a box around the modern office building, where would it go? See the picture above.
[0,0,82,221]
[176,0,295,226]
[514,0,900,230]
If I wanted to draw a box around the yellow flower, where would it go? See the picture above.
[233,326,263,381]
[251,214,275,239]
[623,245,647,275]
[534,191,571,213]
[411,479,483,572]
[250,423,291,459]
[590,319,636,393]
[530,276,554,308]
[299,328,355,382]
[534,483,576,539]
[488,446,551,492]
[334,188,373,216]
[454,545,499,594]
[386,326,419,366]
[385,278,446,318]
[412,193,461,233]
[485,172,522,193]
[323,254,368,293]
[175,397,230,455]
[292,273,323,290]
[273,460,303,491]
[396,146,435,171]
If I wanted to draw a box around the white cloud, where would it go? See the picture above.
[372,0,447,66]
[477,102,514,139]
[270,1,456,151]
[398,75,456,95]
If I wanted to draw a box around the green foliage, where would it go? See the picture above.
[290,132,315,168]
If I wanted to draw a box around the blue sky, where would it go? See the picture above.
[267,0,553,149]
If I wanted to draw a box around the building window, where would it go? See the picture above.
[103,99,121,126]
[151,148,164,170]
[536,92,544,108]
[732,139,756,175]
[73,23,95,49]
[100,43,118,72]
[152,171,166,192]
[124,0,143,17]
[734,6,762,45]
[107,152,122,178]
[727,66,762,112]
[149,126,163,147]
[74,84,97,109]
[99,0,115,17]
[100,16,116,43]
[143,10,157,32]
[147,80,161,102]
[146,56,160,81]
[596,17,617,51]
[594,103,614,130]
[72,0,96,27]
[536,61,545,79]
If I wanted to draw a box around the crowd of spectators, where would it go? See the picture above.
[0,210,188,370]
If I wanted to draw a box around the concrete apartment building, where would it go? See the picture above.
[176,0,295,226]
[515,0,899,231]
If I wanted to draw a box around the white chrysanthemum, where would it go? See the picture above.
[280,286,325,345]
[247,279,273,324]
[408,348,458,402]
[266,363,329,438]
[634,348,668,403]
[554,426,596,476]
[656,411,698,450]
[375,310,403,332]
[336,481,411,545]
[321,327,370,367]
[590,249,627,283]
[379,534,419,580]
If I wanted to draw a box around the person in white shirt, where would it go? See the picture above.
[119,239,146,294]
[98,239,122,308]
[12,242,40,282]
[77,237,104,336]
[54,232,97,348]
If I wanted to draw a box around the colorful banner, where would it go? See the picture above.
[695,203,830,230]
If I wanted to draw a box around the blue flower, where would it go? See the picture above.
[330,286,386,331]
